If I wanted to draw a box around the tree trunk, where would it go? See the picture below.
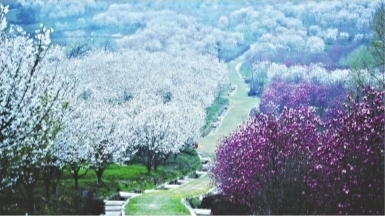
[26,184,36,213]
[43,177,51,200]
[51,178,60,196]
[17,168,39,213]
[95,167,105,184]
[163,153,171,163]
[18,180,37,213]
[69,165,88,189]
[74,170,79,189]
[51,167,63,196]
[153,152,164,172]
[72,168,80,189]
[146,163,152,174]
[146,149,153,174]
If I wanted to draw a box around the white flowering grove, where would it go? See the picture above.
[251,61,351,86]
[64,49,227,173]
[108,9,244,55]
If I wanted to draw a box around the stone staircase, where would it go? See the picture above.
[104,192,140,216]
[181,153,214,216]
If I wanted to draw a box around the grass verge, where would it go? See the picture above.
[239,61,253,80]
[202,96,229,135]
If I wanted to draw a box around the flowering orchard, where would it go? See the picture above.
[211,86,384,214]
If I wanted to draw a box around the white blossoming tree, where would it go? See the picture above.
[53,100,93,190]
[130,100,204,174]
[87,102,134,184]
[0,4,71,212]
[54,100,133,187]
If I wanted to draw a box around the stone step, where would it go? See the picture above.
[103,211,121,216]
[177,179,190,184]
[119,192,138,199]
[156,183,165,188]
[193,208,211,215]
[144,189,156,193]
[184,177,196,181]
[182,175,191,180]
[105,206,122,211]
[201,164,210,171]
[164,184,180,189]
[105,200,126,206]
[196,171,207,176]
[200,157,210,164]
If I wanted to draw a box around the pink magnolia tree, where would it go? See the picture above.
[211,107,321,214]
[305,86,384,214]
[259,81,294,115]
[259,79,347,120]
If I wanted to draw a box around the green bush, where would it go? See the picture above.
[187,197,201,208]
[45,190,105,215]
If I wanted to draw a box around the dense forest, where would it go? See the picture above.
[0,0,383,214]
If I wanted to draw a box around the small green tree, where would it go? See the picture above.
[349,3,385,89]
[370,3,385,70]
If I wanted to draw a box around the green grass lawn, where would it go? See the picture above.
[127,175,211,215]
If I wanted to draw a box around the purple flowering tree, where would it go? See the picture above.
[260,81,315,114]
[260,80,348,121]
[306,86,384,214]
[211,107,321,214]
[259,81,294,115]
[287,83,313,109]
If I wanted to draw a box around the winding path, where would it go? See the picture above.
[125,53,260,215]
[197,60,260,155]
